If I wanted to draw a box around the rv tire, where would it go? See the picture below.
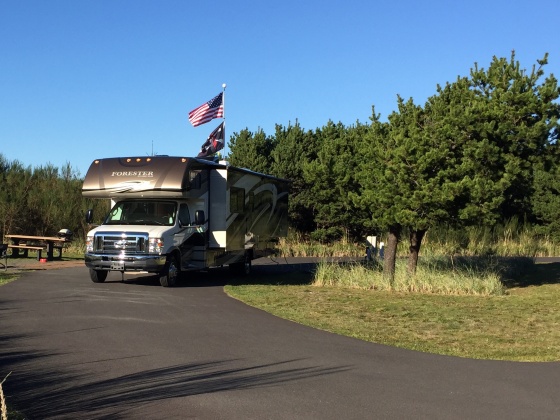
[160,256,179,287]
[90,269,108,283]
[230,253,252,276]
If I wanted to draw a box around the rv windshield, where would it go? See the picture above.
[105,200,177,226]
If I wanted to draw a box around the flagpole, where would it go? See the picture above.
[222,83,226,158]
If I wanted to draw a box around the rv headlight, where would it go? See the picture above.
[149,238,164,254]
[86,235,94,253]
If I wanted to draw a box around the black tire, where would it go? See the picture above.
[241,255,252,275]
[230,253,252,276]
[160,256,179,287]
[90,269,108,283]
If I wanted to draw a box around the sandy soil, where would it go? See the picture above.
[1,256,84,272]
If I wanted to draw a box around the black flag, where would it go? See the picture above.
[197,122,225,158]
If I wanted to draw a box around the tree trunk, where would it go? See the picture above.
[383,225,402,287]
[407,228,427,275]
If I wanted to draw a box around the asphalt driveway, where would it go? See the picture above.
[1,260,559,419]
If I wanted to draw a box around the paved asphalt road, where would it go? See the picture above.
[1,259,559,419]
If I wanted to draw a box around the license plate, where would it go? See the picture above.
[111,261,125,271]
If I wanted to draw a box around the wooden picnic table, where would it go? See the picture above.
[5,234,71,261]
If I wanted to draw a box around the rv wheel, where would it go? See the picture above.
[160,256,179,287]
[242,256,252,275]
[90,269,108,283]
[230,254,252,276]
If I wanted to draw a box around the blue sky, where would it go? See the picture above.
[1,0,558,176]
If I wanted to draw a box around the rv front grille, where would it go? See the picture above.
[93,232,149,254]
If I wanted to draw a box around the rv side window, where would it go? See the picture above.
[179,204,191,226]
[189,170,201,189]
[230,187,245,213]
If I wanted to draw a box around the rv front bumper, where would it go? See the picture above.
[85,253,167,273]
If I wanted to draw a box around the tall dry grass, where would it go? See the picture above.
[277,231,364,258]
[281,220,546,296]
[312,256,518,296]
[419,219,559,257]
[1,373,10,420]
[278,219,560,259]
[64,238,86,256]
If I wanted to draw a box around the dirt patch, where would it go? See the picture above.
[1,257,84,272]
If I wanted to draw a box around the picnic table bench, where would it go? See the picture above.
[5,234,70,261]
[8,244,46,260]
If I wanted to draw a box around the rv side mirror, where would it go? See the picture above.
[195,210,205,225]
[85,209,94,224]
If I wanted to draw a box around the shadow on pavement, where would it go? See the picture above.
[77,256,560,289]
[103,258,320,288]
[4,350,349,419]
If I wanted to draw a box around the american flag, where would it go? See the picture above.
[188,92,224,127]
[197,122,225,157]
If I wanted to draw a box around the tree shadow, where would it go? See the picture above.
[0,332,53,368]
[412,255,557,289]
[4,354,349,419]
[228,260,318,286]
[504,261,560,288]
[0,285,350,419]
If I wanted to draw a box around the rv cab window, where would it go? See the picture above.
[105,200,177,226]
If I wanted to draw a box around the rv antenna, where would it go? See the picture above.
[147,140,158,156]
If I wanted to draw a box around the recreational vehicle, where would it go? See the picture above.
[82,156,289,286]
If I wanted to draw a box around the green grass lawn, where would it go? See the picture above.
[225,262,560,362]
